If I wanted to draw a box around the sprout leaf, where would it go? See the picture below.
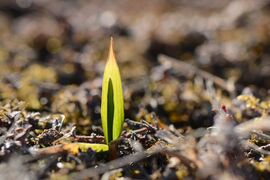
[101,38,124,144]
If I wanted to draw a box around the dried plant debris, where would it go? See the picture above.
[0,0,270,179]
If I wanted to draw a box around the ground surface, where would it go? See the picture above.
[0,0,270,179]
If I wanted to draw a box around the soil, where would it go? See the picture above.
[0,0,270,179]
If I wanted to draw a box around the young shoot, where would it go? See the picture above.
[101,38,124,144]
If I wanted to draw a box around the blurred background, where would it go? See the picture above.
[0,0,270,130]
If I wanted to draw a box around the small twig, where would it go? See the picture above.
[30,144,68,156]
[243,141,270,155]
[22,152,63,164]
[52,126,76,144]
[158,54,236,95]
[73,135,105,144]
[0,115,17,145]
[31,142,108,157]
[125,119,145,129]
[260,144,270,151]
[69,141,167,179]
[123,127,149,138]
[125,119,157,132]
[235,116,270,137]
[141,120,157,132]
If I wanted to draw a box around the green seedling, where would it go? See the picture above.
[38,38,123,154]
[101,38,124,144]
